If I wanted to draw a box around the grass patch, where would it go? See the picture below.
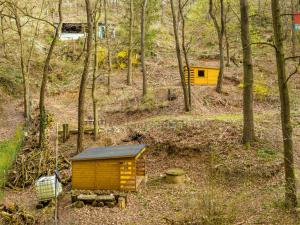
[257,148,277,160]
[206,114,243,122]
[141,90,156,111]
[0,126,23,193]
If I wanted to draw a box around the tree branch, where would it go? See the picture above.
[251,42,277,50]
[285,56,300,61]
[284,65,299,85]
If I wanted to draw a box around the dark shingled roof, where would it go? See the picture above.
[71,144,146,161]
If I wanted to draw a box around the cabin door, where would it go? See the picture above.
[95,160,120,190]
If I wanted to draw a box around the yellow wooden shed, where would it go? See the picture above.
[71,144,146,191]
[184,66,220,85]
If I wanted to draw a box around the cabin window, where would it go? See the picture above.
[198,70,205,77]
[62,23,83,33]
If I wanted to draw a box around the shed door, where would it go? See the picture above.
[95,160,120,190]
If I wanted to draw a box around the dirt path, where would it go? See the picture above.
[0,97,23,141]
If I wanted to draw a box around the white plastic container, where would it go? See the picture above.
[35,176,62,201]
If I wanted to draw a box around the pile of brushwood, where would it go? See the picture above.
[8,114,71,188]
[0,203,36,225]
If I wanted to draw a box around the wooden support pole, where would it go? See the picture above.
[66,124,69,139]
[62,124,69,143]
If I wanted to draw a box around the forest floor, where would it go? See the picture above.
[1,54,300,225]
[0,94,23,142]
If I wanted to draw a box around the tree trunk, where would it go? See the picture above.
[161,0,165,25]
[225,23,230,67]
[141,0,148,96]
[39,0,63,148]
[271,0,297,209]
[240,0,255,145]
[104,0,112,95]
[209,0,225,93]
[291,0,296,57]
[15,9,30,125]
[170,0,190,112]
[179,0,192,109]
[92,2,101,141]
[216,0,225,93]
[0,15,8,58]
[77,0,93,152]
[127,0,133,85]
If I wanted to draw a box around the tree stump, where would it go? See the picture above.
[167,89,177,101]
[117,197,126,209]
[74,201,84,208]
[166,168,186,184]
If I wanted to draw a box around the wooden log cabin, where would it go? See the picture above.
[184,66,220,85]
[71,144,146,191]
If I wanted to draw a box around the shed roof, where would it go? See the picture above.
[71,144,146,161]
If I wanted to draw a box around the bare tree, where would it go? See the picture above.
[224,1,230,67]
[127,0,133,85]
[240,0,254,145]
[271,0,297,209]
[291,0,297,57]
[141,0,148,96]
[0,12,8,58]
[209,0,225,93]
[179,0,192,109]
[170,0,190,112]
[13,4,30,124]
[77,0,94,152]
[92,0,102,141]
[39,0,63,147]
[104,0,112,95]
[1,1,49,126]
